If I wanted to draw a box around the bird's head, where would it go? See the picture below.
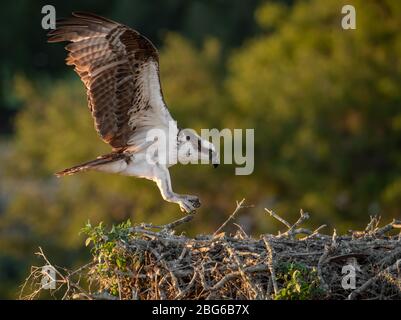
[177,129,219,167]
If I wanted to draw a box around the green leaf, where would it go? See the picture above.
[85,237,92,247]
[116,258,124,269]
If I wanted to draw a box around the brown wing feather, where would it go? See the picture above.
[48,12,168,149]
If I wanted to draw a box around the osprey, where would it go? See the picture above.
[48,12,219,213]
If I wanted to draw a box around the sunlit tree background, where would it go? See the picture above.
[1,0,401,298]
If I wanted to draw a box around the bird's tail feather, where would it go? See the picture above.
[55,152,130,177]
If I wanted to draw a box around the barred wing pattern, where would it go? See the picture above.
[48,12,173,149]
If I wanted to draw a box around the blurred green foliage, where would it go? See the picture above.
[1,0,401,299]
[228,0,401,226]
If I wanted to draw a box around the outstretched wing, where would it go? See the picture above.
[48,12,173,149]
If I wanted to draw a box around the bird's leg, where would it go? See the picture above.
[152,164,201,214]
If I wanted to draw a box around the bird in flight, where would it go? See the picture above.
[48,12,219,213]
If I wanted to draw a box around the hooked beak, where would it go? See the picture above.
[209,148,219,168]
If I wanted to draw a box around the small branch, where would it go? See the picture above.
[162,214,194,230]
[264,208,291,229]
[365,215,380,233]
[233,223,249,238]
[331,228,338,247]
[213,199,247,236]
[262,236,279,296]
[272,209,310,239]
[373,219,401,237]
[317,245,332,294]
[141,214,194,231]
[300,225,327,240]
[287,209,310,236]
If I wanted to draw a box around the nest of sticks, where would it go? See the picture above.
[21,200,401,300]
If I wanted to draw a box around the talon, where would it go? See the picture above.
[177,196,200,214]
[192,199,200,208]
